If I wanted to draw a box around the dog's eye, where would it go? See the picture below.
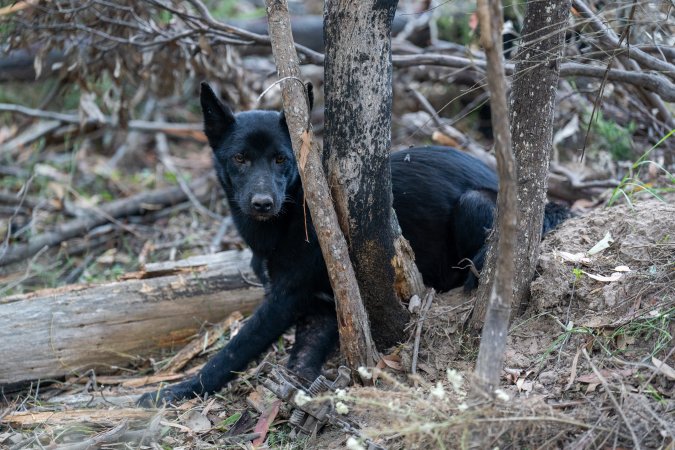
[233,153,246,163]
[275,155,287,164]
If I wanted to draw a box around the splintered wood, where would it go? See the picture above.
[0,250,263,385]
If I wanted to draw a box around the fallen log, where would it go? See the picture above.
[0,249,263,386]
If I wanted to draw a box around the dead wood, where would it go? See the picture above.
[471,0,518,400]
[410,289,435,378]
[157,311,244,375]
[0,250,263,385]
[264,0,378,372]
[0,103,205,154]
[1,408,157,427]
[0,176,212,266]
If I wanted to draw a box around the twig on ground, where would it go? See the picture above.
[154,115,223,221]
[158,311,244,375]
[582,348,642,450]
[53,419,129,450]
[411,289,435,377]
[0,120,61,155]
[549,163,621,189]
[209,217,233,254]
[0,176,211,267]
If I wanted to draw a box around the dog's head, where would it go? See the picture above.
[201,82,312,221]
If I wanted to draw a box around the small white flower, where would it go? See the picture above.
[357,366,372,380]
[335,401,349,415]
[294,389,312,406]
[430,381,446,400]
[446,369,463,392]
[335,388,347,398]
[457,402,469,412]
[346,436,366,450]
[494,389,510,402]
[419,423,435,433]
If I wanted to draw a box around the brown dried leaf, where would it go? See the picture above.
[576,368,635,384]
[251,400,281,446]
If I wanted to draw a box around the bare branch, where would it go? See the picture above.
[0,177,212,267]
[471,0,518,400]
[393,54,675,102]
[0,103,203,143]
[572,0,675,83]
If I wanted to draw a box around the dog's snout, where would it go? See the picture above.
[251,194,274,213]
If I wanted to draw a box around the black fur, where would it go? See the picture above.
[137,83,568,406]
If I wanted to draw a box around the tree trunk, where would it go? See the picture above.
[470,0,518,399]
[264,0,378,373]
[468,0,571,330]
[323,0,411,349]
[0,250,262,385]
[509,0,571,309]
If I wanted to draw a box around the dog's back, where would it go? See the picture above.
[391,146,499,290]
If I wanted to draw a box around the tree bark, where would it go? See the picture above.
[323,0,411,349]
[0,250,262,385]
[468,0,571,330]
[470,0,518,399]
[509,0,571,309]
[264,0,378,373]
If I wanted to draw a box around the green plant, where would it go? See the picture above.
[593,112,637,161]
[572,267,583,280]
[608,128,675,207]
[436,14,474,47]
[611,308,674,357]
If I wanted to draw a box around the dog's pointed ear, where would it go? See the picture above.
[279,82,314,127]
[200,82,235,147]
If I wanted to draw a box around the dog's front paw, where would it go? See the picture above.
[137,381,198,408]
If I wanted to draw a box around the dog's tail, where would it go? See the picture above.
[543,202,570,234]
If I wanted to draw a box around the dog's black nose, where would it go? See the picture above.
[251,194,274,213]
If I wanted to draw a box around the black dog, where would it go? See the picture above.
[138,83,567,406]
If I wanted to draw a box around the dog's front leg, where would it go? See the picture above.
[138,290,299,407]
[287,300,339,381]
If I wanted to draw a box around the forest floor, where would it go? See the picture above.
[1,192,673,449]
[1,2,674,446]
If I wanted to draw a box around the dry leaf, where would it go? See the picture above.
[431,131,459,147]
[553,115,579,147]
[182,410,211,433]
[652,356,675,380]
[586,382,599,393]
[246,388,266,414]
[380,353,403,371]
[586,231,613,255]
[252,400,281,446]
[79,91,107,126]
[564,348,581,391]
[557,251,591,264]
[516,378,533,392]
[582,271,623,282]
[576,368,634,384]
